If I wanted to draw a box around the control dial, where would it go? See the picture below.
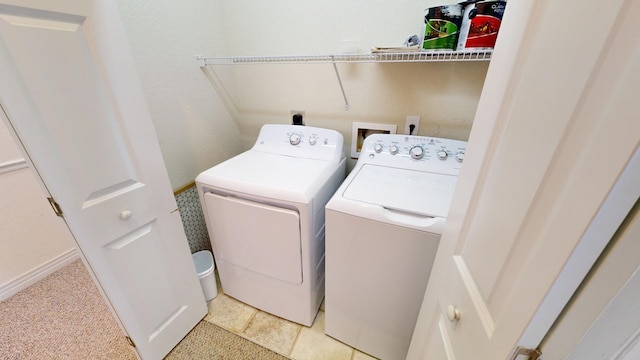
[374,143,383,153]
[409,146,424,159]
[309,136,317,145]
[390,145,399,155]
[289,133,301,145]
[437,150,448,160]
[456,152,465,162]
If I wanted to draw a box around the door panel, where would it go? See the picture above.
[0,2,207,359]
[0,6,154,243]
[417,306,452,359]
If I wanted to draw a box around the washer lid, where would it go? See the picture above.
[343,164,458,218]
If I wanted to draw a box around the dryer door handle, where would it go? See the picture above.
[382,207,446,229]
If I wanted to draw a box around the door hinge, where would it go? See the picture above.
[510,346,541,360]
[47,197,63,217]
[125,336,136,348]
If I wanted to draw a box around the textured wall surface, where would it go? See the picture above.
[175,186,212,254]
[117,0,245,190]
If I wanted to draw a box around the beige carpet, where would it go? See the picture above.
[0,259,287,360]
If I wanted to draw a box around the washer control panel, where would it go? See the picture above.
[359,134,467,174]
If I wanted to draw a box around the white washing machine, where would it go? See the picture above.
[196,124,345,326]
[325,133,467,359]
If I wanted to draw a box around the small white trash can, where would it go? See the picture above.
[192,250,218,301]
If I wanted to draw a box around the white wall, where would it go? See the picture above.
[217,0,449,56]
[117,0,245,190]
[0,120,76,301]
[118,0,488,176]
[216,61,486,163]
[213,0,488,169]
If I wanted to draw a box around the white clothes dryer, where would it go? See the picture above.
[196,124,345,326]
[325,133,467,359]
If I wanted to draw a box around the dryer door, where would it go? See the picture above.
[204,193,302,284]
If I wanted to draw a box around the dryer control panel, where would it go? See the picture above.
[251,124,345,163]
[359,134,467,175]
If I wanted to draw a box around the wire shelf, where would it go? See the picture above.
[196,49,492,111]
[197,50,492,66]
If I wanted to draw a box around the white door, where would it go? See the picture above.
[407,0,640,359]
[0,2,207,359]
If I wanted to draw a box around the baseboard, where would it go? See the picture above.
[0,248,78,301]
[0,158,28,175]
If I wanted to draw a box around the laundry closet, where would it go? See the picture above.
[2,1,638,359]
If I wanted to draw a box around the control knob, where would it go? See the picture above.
[390,145,399,155]
[309,137,317,145]
[437,150,448,160]
[409,146,424,159]
[374,143,383,153]
[289,134,301,145]
[456,152,465,162]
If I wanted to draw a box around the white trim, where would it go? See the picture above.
[0,158,27,174]
[0,248,78,301]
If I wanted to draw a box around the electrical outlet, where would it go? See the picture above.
[405,115,420,135]
[291,110,305,125]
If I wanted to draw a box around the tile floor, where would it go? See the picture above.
[203,271,378,360]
